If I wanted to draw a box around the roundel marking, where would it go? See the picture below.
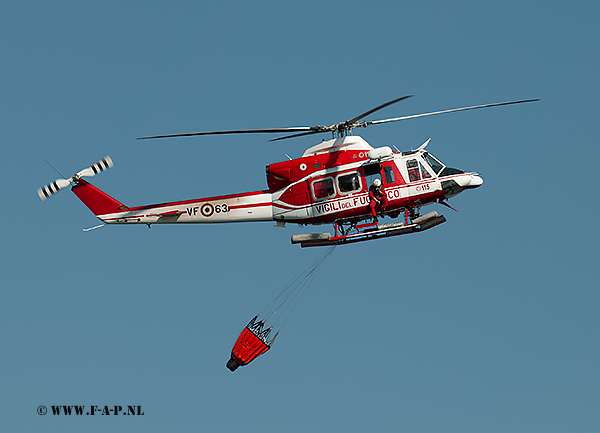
[299,163,307,171]
[201,203,214,217]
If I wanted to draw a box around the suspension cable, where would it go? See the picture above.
[260,246,336,331]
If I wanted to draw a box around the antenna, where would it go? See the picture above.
[44,160,66,178]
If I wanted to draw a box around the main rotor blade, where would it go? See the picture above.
[346,95,414,125]
[137,127,317,140]
[269,129,325,142]
[368,98,540,126]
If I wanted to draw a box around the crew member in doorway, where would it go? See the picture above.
[369,178,388,223]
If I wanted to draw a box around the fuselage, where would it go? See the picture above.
[73,136,481,227]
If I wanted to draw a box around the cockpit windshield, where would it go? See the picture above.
[422,152,444,175]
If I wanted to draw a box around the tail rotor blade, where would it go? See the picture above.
[37,178,71,201]
[75,156,114,178]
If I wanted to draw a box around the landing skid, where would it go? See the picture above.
[291,211,446,248]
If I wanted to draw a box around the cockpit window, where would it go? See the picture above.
[407,159,431,182]
[440,167,465,177]
[423,153,444,175]
[407,159,420,182]
[421,164,432,179]
[422,151,465,177]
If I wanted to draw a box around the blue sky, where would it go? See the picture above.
[2,1,599,432]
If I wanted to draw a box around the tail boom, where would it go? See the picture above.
[72,181,273,225]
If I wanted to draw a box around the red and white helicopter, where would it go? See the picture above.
[38,96,538,247]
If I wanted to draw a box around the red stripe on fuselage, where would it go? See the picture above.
[124,190,271,213]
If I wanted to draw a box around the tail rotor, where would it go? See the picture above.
[37,156,113,201]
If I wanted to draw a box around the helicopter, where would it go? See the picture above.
[38,96,538,247]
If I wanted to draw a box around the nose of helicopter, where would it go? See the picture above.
[454,173,483,189]
[466,174,483,189]
[442,173,483,199]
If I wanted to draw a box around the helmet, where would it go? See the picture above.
[373,179,381,187]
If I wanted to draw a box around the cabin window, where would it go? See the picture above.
[337,172,361,194]
[383,166,395,184]
[312,178,335,200]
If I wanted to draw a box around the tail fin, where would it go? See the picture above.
[71,179,128,216]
